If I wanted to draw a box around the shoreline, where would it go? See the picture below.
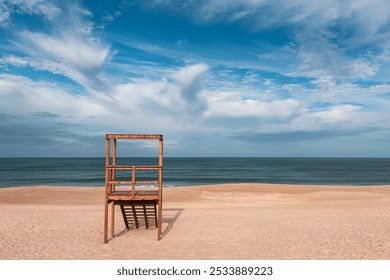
[2,181,390,188]
[1,184,389,259]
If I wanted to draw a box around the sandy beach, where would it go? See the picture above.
[0,184,389,260]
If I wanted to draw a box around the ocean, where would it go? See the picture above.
[0,157,390,188]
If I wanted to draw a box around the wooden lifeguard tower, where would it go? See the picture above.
[103,134,163,243]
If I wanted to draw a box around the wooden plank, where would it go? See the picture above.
[132,166,136,199]
[108,180,133,185]
[137,181,159,185]
[107,166,161,170]
[106,134,162,140]
[159,138,163,167]
[108,189,158,197]
[108,180,159,185]
[105,138,110,167]
[108,195,159,201]
[113,139,117,165]
[111,202,115,238]
[119,200,157,206]
[158,137,163,240]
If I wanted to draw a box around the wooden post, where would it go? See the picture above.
[132,166,136,199]
[111,202,115,238]
[153,202,158,228]
[103,137,110,243]
[158,136,163,240]
[113,139,116,192]
[110,138,116,238]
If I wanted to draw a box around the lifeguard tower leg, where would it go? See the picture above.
[111,202,115,238]
[104,198,108,243]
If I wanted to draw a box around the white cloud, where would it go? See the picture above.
[0,61,211,134]
[146,0,390,31]
[289,104,369,132]
[108,63,210,118]
[18,31,109,74]
[175,63,209,103]
[175,63,209,88]
[204,91,303,119]
[307,104,362,125]
[367,84,390,95]
[106,64,213,131]
[0,54,29,67]
[287,33,378,82]
[0,1,11,27]
[0,73,109,118]
[144,0,390,86]
[0,54,79,81]
[348,0,390,35]
[3,2,111,91]
[113,78,185,114]
[1,0,61,24]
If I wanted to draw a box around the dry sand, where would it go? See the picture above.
[0,184,389,260]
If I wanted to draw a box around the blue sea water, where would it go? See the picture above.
[0,157,390,188]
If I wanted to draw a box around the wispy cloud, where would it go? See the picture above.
[0,73,109,118]
[13,0,61,19]
[1,1,111,92]
[0,0,61,27]
[204,92,303,119]
[147,0,390,33]
[175,63,209,112]
[142,0,390,80]
[289,34,378,82]
[13,30,110,88]
[0,1,11,27]
[108,63,211,125]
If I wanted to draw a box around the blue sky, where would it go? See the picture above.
[1,0,390,157]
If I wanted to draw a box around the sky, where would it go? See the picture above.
[1,0,390,157]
